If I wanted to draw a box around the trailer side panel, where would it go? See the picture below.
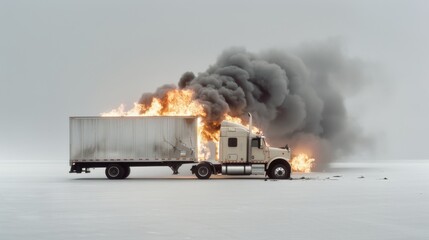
[70,116,198,165]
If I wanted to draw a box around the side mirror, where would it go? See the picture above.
[285,144,289,151]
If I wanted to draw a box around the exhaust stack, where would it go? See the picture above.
[247,112,252,163]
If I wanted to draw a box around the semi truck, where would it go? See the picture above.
[69,114,291,179]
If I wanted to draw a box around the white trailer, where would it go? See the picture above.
[69,114,292,179]
[69,116,198,178]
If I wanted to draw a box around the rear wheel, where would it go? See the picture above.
[105,164,125,179]
[269,164,290,179]
[195,163,212,179]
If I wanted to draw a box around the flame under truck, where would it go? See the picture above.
[69,114,291,179]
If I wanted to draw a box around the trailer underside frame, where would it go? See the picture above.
[69,161,196,175]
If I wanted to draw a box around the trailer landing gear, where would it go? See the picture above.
[169,164,182,175]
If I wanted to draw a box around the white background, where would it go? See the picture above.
[1,0,428,161]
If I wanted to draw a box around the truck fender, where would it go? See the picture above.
[266,157,290,171]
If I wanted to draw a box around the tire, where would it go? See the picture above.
[105,164,125,179]
[195,163,212,179]
[269,164,291,179]
[122,165,131,179]
[266,170,273,179]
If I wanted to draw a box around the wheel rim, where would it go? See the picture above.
[198,166,209,177]
[108,166,120,177]
[274,167,286,177]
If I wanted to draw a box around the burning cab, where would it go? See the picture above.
[192,114,291,179]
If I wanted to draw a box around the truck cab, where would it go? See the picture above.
[192,119,292,179]
[219,121,269,163]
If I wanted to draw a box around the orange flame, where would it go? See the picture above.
[290,153,315,173]
[102,89,204,117]
[102,89,217,160]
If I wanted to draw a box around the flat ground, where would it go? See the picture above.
[0,161,428,240]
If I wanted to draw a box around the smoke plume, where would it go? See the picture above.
[139,41,368,170]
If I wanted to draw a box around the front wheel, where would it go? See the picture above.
[195,163,212,179]
[269,164,291,179]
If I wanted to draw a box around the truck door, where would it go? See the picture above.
[251,138,267,163]
[220,136,247,163]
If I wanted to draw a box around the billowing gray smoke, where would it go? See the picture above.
[140,42,368,170]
